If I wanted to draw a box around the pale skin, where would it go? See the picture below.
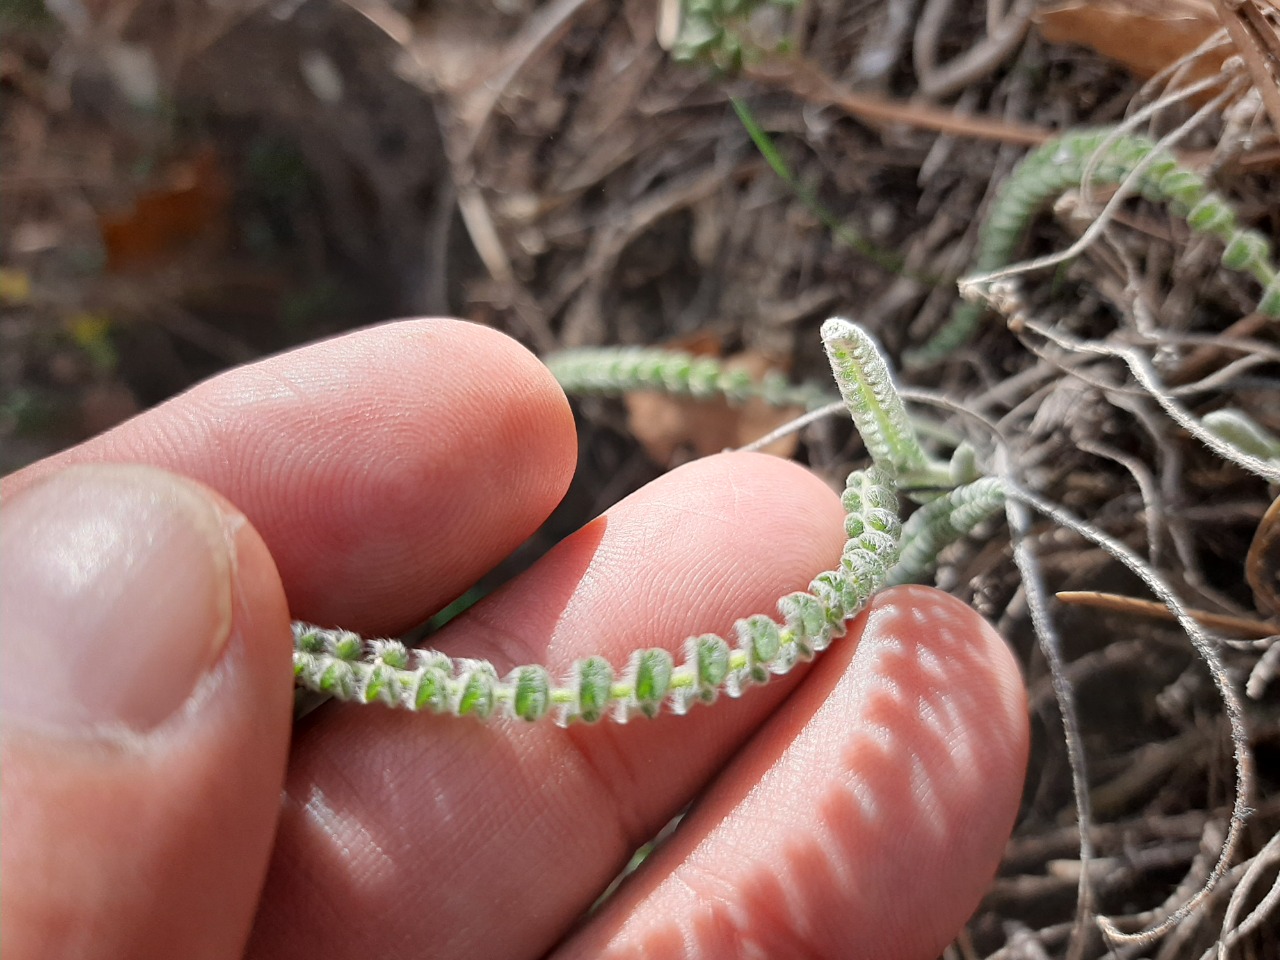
[1,318,1029,959]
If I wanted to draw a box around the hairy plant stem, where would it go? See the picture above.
[905,129,1280,368]
[291,319,981,724]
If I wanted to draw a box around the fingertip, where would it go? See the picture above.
[0,465,294,959]
[388,318,578,487]
[875,584,1029,755]
[647,450,848,589]
[208,318,579,629]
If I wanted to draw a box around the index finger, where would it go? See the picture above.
[2,319,578,633]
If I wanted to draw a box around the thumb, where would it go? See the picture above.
[1,464,294,960]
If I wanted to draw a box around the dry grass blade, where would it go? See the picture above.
[1056,590,1280,637]
[1210,0,1280,136]
[746,56,1053,146]
[914,0,1037,98]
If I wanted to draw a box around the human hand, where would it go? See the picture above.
[1,318,1028,959]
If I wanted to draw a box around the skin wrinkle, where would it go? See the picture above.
[639,473,799,631]
[561,720,662,851]
[279,748,413,933]
[427,746,602,958]
[198,378,330,486]
[298,786,397,886]
[683,865,763,959]
[278,797,358,940]
[274,714,596,956]
[383,723,490,843]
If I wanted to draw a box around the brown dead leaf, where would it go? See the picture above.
[1036,0,1227,83]
[624,346,804,464]
[99,144,230,273]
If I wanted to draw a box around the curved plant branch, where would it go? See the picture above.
[905,127,1280,368]
[293,462,900,724]
[545,344,833,410]
[294,319,926,724]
